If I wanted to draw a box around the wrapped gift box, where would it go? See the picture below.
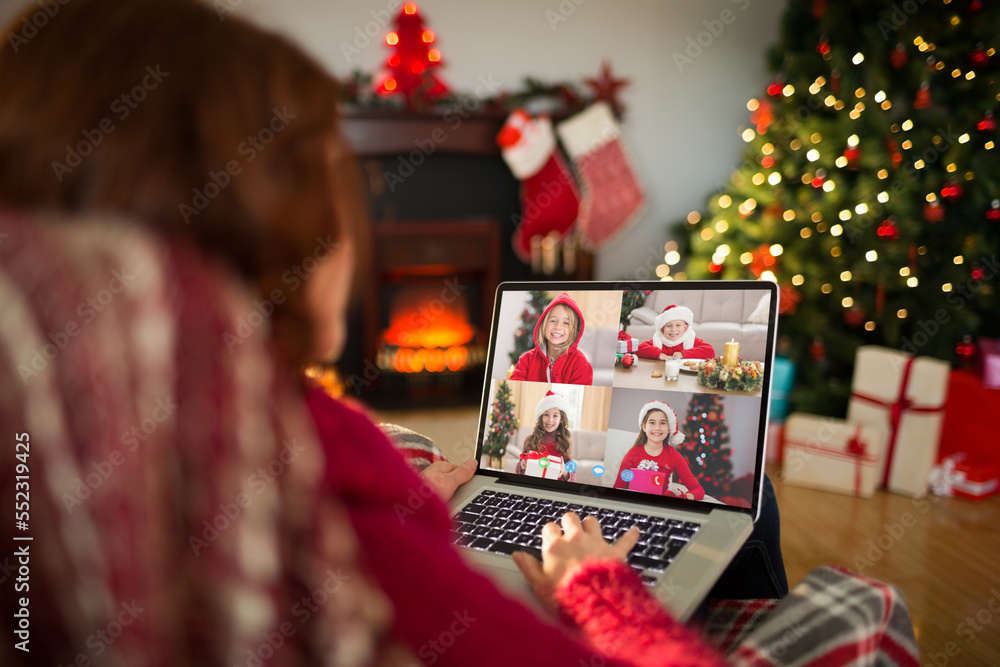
[765,422,784,464]
[782,414,886,497]
[929,454,999,502]
[616,329,636,354]
[520,452,563,479]
[939,369,1000,463]
[846,346,949,497]
[770,357,796,423]
[979,338,1000,389]
[628,468,666,495]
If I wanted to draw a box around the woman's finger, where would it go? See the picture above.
[581,515,603,537]
[560,512,582,536]
[612,526,641,558]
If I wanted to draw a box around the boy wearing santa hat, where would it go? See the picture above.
[635,304,715,360]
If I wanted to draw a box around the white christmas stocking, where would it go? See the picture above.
[556,101,646,249]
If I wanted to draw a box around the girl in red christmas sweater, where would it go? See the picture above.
[636,304,716,360]
[516,391,576,481]
[614,401,705,500]
[510,292,594,384]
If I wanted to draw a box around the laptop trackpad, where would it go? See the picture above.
[461,550,550,614]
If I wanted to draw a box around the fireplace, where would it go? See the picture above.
[336,111,590,407]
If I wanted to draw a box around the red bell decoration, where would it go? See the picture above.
[891,43,908,69]
[877,217,900,239]
[955,335,977,366]
[969,44,990,69]
[923,200,945,223]
[987,199,1000,222]
[913,82,932,109]
[941,181,963,202]
[978,111,996,133]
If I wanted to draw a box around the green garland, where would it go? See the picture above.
[697,358,764,393]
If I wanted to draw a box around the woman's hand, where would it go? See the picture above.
[420,459,477,501]
[512,513,639,609]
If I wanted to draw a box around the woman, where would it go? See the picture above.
[0,1,728,665]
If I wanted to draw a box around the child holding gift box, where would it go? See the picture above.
[614,401,704,499]
[516,391,576,481]
[510,292,594,385]
[636,304,715,360]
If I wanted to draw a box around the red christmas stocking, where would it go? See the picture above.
[556,102,646,249]
[497,110,580,263]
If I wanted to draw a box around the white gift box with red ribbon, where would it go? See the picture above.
[520,451,563,479]
[847,346,950,497]
[616,329,636,354]
[782,414,886,497]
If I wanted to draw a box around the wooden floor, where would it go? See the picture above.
[376,406,1000,665]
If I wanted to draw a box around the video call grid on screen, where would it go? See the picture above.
[476,282,778,515]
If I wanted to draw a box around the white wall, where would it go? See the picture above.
[232,0,787,280]
[1,0,786,280]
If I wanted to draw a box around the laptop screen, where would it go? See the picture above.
[476,281,778,520]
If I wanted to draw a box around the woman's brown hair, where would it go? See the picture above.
[0,0,363,368]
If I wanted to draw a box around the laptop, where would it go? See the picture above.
[450,280,779,621]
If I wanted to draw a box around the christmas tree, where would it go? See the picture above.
[620,289,649,328]
[375,2,449,109]
[483,381,519,465]
[508,291,552,367]
[678,394,733,496]
[670,0,1000,415]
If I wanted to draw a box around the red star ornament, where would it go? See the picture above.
[584,60,630,119]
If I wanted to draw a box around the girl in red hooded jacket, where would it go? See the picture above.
[510,292,594,385]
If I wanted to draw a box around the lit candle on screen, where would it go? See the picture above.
[724,339,740,366]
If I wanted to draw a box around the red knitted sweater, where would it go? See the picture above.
[308,387,726,667]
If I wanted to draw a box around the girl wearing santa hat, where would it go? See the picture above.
[613,400,704,500]
[635,304,715,360]
[516,390,576,481]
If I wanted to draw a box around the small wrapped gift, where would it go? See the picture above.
[782,414,886,497]
[520,451,563,479]
[929,454,999,502]
[847,346,949,497]
[628,468,667,495]
[616,327,636,354]
[979,338,1000,389]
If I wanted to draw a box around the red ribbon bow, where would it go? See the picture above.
[850,355,942,487]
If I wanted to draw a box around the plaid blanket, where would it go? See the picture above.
[383,425,920,667]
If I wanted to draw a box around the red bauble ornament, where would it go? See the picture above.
[817,37,831,57]
[955,335,977,366]
[844,308,866,328]
[751,98,774,134]
[977,111,996,132]
[877,217,900,240]
[844,145,861,168]
[621,353,635,369]
[891,43,908,69]
[779,284,802,315]
[987,199,1000,222]
[762,156,775,168]
[972,267,986,280]
[913,82,932,109]
[708,261,723,274]
[811,168,827,188]
[941,181,963,202]
[767,79,784,97]
[968,0,983,11]
[810,336,826,362]
[924,201,945,223]
[813,0,827,18]
[969,44,990,69]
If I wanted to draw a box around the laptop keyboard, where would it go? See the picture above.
[453,489,701,585]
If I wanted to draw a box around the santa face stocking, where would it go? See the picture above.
[556,101,646,249]
[497,110,581,263]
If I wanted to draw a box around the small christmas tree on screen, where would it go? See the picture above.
[678,394,733,496]
[508,291,551,367]
[483,381,518,466]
